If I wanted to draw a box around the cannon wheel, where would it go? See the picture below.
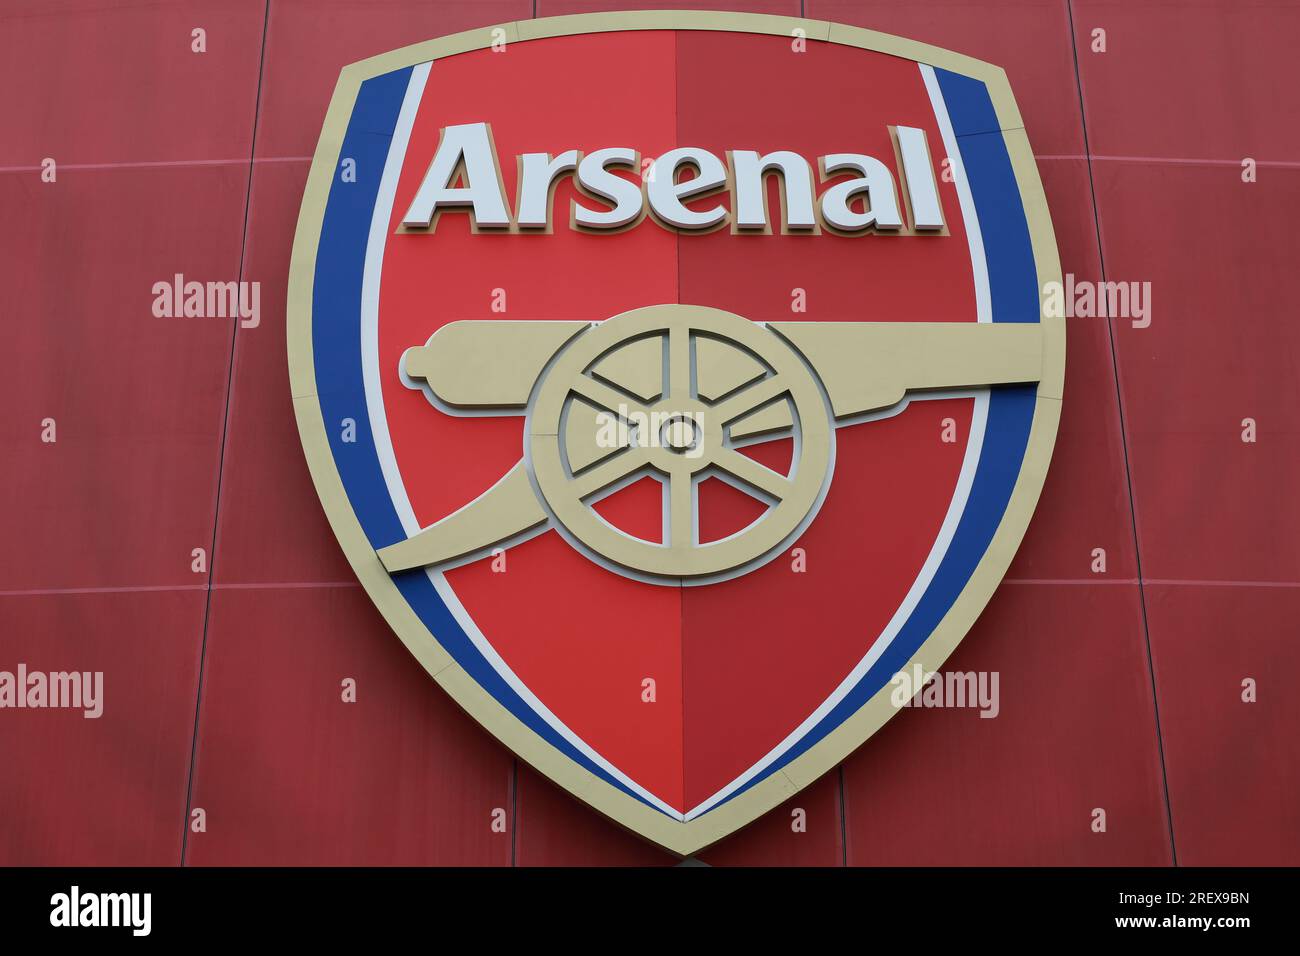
[527,304,834,581]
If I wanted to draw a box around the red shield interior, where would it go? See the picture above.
[377,29,977,813]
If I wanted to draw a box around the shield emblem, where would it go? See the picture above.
[288,11,1063,855]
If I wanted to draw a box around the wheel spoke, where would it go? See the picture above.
[571,447,650,499]
[710,375,789,427]
[668,472,693,549]
[569,376,649,420]
[713,448,790,501]
[668,323,692,400]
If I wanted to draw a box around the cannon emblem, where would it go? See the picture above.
[380,304,1043,584]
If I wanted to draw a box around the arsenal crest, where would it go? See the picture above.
[288,11,1063,855]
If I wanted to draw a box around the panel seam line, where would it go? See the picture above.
[1066,0,1178,866]
[179,0,272,867]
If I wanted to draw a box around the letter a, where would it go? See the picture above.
[402,123,511,230]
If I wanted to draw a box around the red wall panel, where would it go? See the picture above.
[255,0,532,159]
[1075,0,1300,866]
[0,0,263,167]
[699,773,844,866]
[1144,584,1300,866]
[1072,0,1300,160]
[185,586,513,865]
[1094,160,1299,584]
[515,766,677,866]
[843,581,1171,865]
[0,156,245,864]
[0,165,246,591]
[0,591,206,865]
[1006,158,1138,582]
[208,160,358,587]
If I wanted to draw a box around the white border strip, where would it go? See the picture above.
[922,63,991,327]
[358,64,683,821]
[361,61,430,538]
